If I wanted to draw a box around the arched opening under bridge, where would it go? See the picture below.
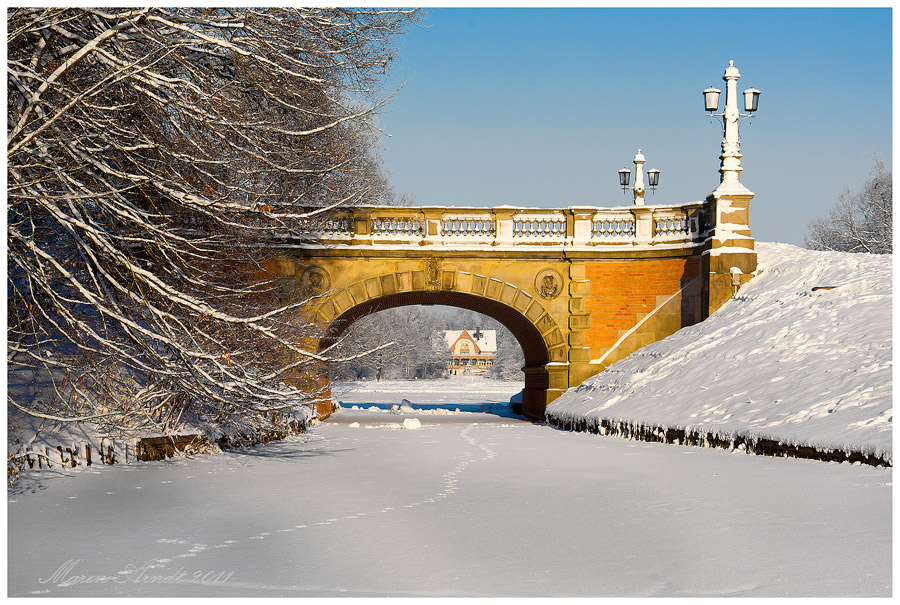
[318,291,552,416]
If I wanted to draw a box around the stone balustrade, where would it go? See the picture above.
[297,202,710,248]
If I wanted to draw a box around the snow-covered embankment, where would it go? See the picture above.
[546,242,892,465]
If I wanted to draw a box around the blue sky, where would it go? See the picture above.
[376,8,892,246]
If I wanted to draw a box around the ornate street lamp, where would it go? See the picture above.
[617,148,659,206]
[704,60,761,193]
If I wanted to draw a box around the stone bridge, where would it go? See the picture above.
[263,60,761,419]
[268,187,756,419]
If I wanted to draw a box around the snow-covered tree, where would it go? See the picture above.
[7,8,418,440]
[330,306,523,382]
[805,158,892,254]
[485,328,526,381]
[328,307,450,381]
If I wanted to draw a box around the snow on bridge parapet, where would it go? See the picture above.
[295,202,711,249]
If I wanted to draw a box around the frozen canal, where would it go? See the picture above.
[7,380,891,597]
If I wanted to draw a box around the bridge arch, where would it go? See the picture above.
[314,273,565,415]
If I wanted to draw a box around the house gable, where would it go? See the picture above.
[451,329,480,355]
[442,329,497,356]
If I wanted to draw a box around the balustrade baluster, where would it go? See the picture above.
[312,203,704,246]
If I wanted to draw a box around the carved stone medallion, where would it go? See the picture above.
[300,265,330,297]
[534,268,563,300]
[424,257,442,291]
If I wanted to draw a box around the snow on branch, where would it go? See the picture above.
[7,7,420,440]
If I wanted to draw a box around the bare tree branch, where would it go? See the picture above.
[805,157,892,254]
[7,8,420,442]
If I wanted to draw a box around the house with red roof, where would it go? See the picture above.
[443,328,496,375]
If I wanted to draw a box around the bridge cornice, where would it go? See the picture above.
[279,241,710,261]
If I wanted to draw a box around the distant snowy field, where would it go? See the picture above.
[548,243,892,462]
[332,376,521,398]
[332,376,521,414]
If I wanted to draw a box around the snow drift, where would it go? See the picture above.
[546,242,892,463]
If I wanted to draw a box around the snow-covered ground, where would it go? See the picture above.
[8,392,891,597]
[7,244,893,596]
[332,376,522,416]
[548,243,892,462]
